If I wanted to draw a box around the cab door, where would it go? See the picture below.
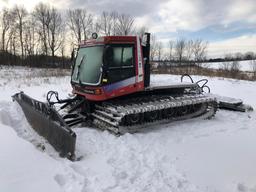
[103,44,137,96]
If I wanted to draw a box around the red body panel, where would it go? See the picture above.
[72,36,145,101]
[72,80,145,101]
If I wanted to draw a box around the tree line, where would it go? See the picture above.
[150,35,209,67]
[151,36,256,68]
[1,3,253,69]
[0,3,140,67]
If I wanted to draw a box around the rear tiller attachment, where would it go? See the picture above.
[181,74,253,112]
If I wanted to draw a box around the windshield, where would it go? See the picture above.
[72,46,103,85]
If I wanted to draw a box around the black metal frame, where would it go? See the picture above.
[143,33,151,88]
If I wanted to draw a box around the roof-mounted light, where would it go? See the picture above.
[92,33,98,39]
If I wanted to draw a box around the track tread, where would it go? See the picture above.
[92,94,218,134]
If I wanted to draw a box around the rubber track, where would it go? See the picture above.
[91,94,218,134]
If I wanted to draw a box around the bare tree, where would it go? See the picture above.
[235,52,243,60]
[0,8,12,51]
[67,8,93,46]
[244,52,254,60]
[224,53,233,61]
[9,27,18,56]
[150,34,157,61]
[116,14,134,35]
[81,11,93,40]
[67,9,81,45]
[99,11,118,36]
[230,60,240,77]
[250,60,256,78]
[24,15,36,59]
[192,39,208,67]
[221,60,240,78]
[156,41,163,61]
[230,60,240,71]
[100,11,110,36]
[33,3,51,55]
[175,38,186,65]
[58,26,67,68]
[47,7,63,58]
[185,40,194,62]
[6,10,17,56]
[13,5,28,59]
[221,61,231,71]
[168,40,174,61]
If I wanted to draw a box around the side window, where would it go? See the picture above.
[106,45,135,83]
[123,47,133,66]
[110,46,133,68]
[112,47,122,67]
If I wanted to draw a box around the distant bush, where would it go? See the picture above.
[221,61,231,71]
[230,61,240,77]
[219,61,241,78]
[0,50,72,69]
[230,61,240,71]
[250,60,256,78]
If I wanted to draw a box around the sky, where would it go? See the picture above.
[0,0,256,58]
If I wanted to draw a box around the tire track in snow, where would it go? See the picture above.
[0,101,56,154]
[0,101,89,192]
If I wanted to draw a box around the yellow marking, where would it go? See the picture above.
[102,78,108,83]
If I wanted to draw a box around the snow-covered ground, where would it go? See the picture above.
[1,66,256,192]
[202,60,256,72]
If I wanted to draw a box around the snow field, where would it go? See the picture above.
[0,66,256,192]
[202,60,256,72]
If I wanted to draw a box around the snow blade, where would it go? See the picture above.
[12,92,76,160]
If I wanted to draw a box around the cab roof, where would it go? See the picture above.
[79,36,137,47]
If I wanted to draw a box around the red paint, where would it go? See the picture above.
[74,36,146,101]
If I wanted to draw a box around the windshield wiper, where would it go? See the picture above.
[76,55,85,81]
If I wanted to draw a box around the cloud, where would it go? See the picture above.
[224,0,256,24]
[69,0,255,58]
[147,0,256,34]
[208,34,256,57]
[2,0,254,36]
[151,0,202,32]
[66,0,168,16]
[0,0,254,57]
